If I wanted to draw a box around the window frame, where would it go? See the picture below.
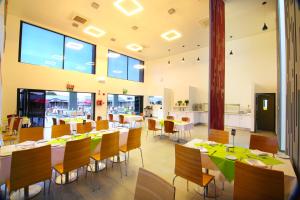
[107,49,144,83]
[18,21,97,74]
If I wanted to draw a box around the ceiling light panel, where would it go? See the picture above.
[126,43,143,51]
[83,25,106,38]
[161,30,182,41]
[114,0,143,16]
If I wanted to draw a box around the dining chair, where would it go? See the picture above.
[6,116,15,133]
[164,120,179,139]
[181,117,192,139]
[3,118,23,144]
[53,137,91,184]
[134,168,175,200]
[96,120,109,131]
[19,127,44,143]
[249,134,278,155]
[120,127,144,175]
[59,119,66,125]
[6,145,52,199]
[166,116,175,120]
[12,117,23,134]
[86,114,91,120]
[234,161,284,200]
[173,144,216,199]
[51,124,71,138]
[147,119,161,137]
[209,129,229,144]
[90,132,123,177]
[52,118,57,125]
[119,115,130,127]
[97,116,102,121]
[77,122,92,134]
[135,113,144,127]
[108,113,118,127]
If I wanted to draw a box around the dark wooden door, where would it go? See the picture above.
[256,93,276,132]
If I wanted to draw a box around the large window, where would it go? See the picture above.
[19,22,96,74]
[107,94,144,114]
[108,50,144,82]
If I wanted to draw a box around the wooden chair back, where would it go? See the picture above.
[181,117,190,122]
[52,118,57,125]
[134,168,175,200]
[10,145,51,192]
[175,144,204,186]
[19,127,44,143]
[164,120,175,134]
[96,120,109,131]
[249,134,278,154]
[234,161,284,200]
[148,119,157,131]
[77,122,92,134]
[126,128,142,151]
[51,124,71,138]
[87,114,91,120]
[13,117,23,132]
[166,116,174,120]
[63,137,91,173]
[209,129,229,144]
[100,132,119,160]
[7,117,15,133]
[59,119,66,125]
[7,114,17,119]
[108,114,114,122]
[97,116,102,121]
[119,115,126,124]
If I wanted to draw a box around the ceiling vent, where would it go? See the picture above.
[72,15,88,24]
[199,17,209,28]
[91,2,100,9]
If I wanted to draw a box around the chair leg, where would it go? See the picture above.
[85,166,88,178]
[186,180,189,192]
[118,155,123,178]
[172,176,177,185]
[214,179,217,200]
[124,153,128,176]
[139,148,144,168]
[48,179,51,194]
[105,159,108,172]
[4,184,7,199]
[44,181,46,194]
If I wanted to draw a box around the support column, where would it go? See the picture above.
[209,0,225,130]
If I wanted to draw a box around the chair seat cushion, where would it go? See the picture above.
[202,174,214,186]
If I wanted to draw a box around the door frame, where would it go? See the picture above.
[255,93,276,132]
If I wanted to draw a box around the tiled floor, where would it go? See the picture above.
[2,125,278,200]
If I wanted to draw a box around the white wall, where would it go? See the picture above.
[145,31,277,111]
[1,14,146,119]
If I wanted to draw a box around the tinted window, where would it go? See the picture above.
[108,51,127,80]
[128,57,144,82]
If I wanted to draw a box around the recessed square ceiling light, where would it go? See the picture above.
[161,30,182,41]
[126,43,143,51]
[114,0,143,16]
[83,25,106,38]
[65,42,83,50]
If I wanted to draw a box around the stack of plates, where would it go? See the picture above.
[245,159,267,168]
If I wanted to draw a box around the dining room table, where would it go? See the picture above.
[0,127,129,186]
[184,138,297,199]
[112,114,143,127]
[60,117,96,132]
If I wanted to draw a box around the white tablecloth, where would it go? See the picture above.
[65,120,96,132]
[0,128,129,185]
[112,114,143,123]
[150,118,194,131]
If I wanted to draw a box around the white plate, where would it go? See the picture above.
[226,155,237,160]
[59,135,72,139]
[245,159,267,168]
[225,144,234,148]
[276,153,290,159]
[37,139,49,143]
[250,149,268,156]
[198,147,208,153]
[205,141,218,146]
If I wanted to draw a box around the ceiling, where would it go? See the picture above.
[7,0,276,60]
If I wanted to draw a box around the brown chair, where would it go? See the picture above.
[51,124,71,138]
[164,120,179,138]
[249,134,278,155]
[181,117,190,122]
[97,116,102,121]
[147,119,161,137]
[77,122,92,134]
[19,127,44,143]
[108,113,118,127]
[209,129,229,144]
[135,113,144,127]
[96,120,109,131]
[173,144,216,199]
[52,118,57,125]
[166,116,175,120]
[119,115,130,127]
[134,168,175,200]
[90,132,122,176]
[233,161,284,200]
[59,119,66,125]
[86,114,91,120]
[3,118,23,144]
[53,137,91,184]
[12,117,23,134]
[6,145,52,198]
[120,128,144,175]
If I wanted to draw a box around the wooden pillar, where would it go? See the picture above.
[209,0,225,130]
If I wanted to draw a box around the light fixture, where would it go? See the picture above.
[83,25,106,38]
[65,42,83,50]
[108,51,121,58]
[161,30,182,41]
[197,57,200,61]
[97,76,106,83]
[262,1,268,31]
[114,0,143,16]
[230,50,233,55]
[168,49,171,64]
[181,57,185,62]
[133,64,145,69]
[112,70,123,74]
[126,43,143,51]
